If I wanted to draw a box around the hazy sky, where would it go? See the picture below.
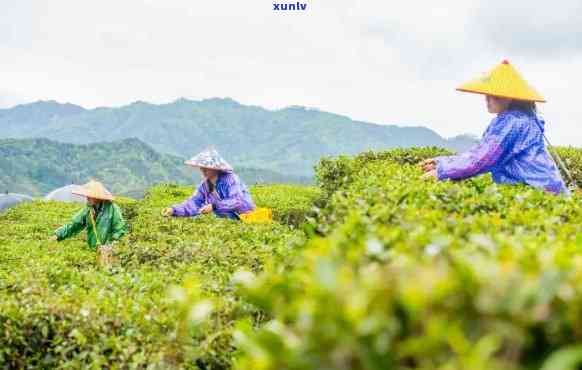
[2,0,581,145]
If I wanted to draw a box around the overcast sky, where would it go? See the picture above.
[1,0,581,145]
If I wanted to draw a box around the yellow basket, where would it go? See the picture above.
[240,208,273,224]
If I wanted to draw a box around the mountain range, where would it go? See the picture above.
[0,138,311,197]
[0,99,477,177]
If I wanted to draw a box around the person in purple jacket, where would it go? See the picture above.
[162,148,256,220]
[420,60,568,195]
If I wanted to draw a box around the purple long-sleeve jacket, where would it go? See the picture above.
[436,109,568,195]
[172,172,256,219]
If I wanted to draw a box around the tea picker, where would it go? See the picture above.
[50,180,127,263]
[421,60,570,195]
[163,147,272,222]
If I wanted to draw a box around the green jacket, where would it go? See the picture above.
[55,201,127,249]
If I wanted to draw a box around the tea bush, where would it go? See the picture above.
[2,146,581,369]
[234,152,582,370]
[555,146,582,188]
[316,146,582,197]
[0,183,313,369]
[250,184,322,228]
[315,147,452,197]
[0,200,178,369]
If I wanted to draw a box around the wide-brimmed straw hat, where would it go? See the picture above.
[71,180,114,201]
[184,148,233,172]
[457,60,545,103]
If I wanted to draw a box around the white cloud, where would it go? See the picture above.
[0,0,580,145]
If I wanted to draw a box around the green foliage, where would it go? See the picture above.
[250,184,322,228]
[234,152,582,370]
[2,146,582,369]
[540,345,582,370]
[116,184,307,368]
[315,147,452,197]
[554,146,582,189]
[0,183,312,369]
[0,201,176,368]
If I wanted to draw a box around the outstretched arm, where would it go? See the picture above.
[436,116,521,181]
[171,183,207,217]
[54,207,88,241]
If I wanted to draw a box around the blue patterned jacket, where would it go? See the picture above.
[436,109,568,194]
[172,172,256,219]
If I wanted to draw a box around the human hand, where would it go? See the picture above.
[419,158,437,173]
[162,208,174,217]
[49,235,58,242]
[200,204,213,214]
[421,169,438,181]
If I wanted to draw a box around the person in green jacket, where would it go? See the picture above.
[50,180,127,250]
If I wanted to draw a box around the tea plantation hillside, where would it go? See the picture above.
[1,147,581,369]
[0,184,320,368]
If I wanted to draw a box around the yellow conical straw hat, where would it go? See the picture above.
[457,60,545,103]
[71,180,114,201]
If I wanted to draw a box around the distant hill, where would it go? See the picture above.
[0,138,309,197]
[0,99,476,177]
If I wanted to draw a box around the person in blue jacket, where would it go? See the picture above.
[162,148,256,219]
[421,60,567,195]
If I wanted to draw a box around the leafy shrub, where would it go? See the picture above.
[0,184,310,369]
[250,184,322,228]
[555,146,582,189]
[234,159,582,370]
[2,146,582,369]
[315,147,452,197]
[0,201,176,368]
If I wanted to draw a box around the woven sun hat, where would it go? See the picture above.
[457,60,545,103]
[184,147,234,172]
[71,180,115,201]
